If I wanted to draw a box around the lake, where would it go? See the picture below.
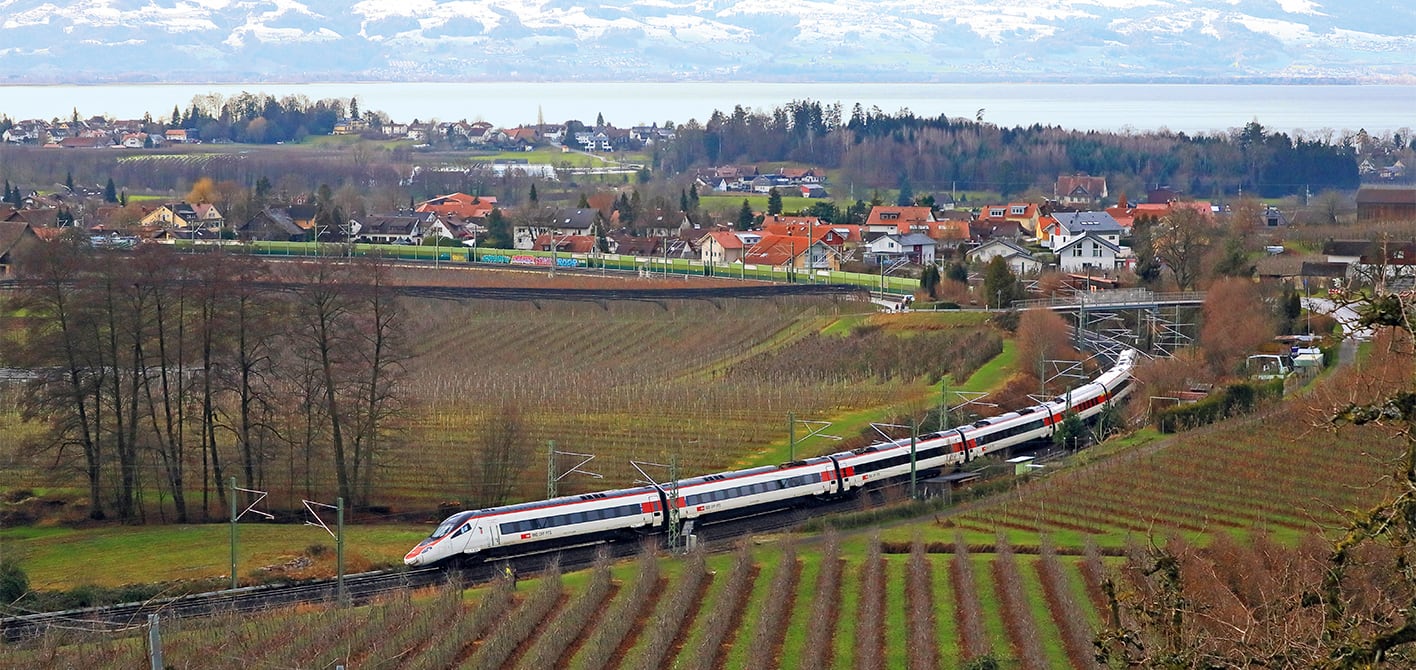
[3,81,1413,136]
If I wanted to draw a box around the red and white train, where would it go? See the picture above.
[405,349,1137,567]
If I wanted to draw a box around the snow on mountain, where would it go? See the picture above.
[0,0,1412,83]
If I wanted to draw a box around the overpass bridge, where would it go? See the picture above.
[1015,289,1206,360]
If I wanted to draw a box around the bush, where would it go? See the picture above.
[1153,379,1283,433]
[0,557,29,608]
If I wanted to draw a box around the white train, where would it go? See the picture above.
[405,349,1138,567]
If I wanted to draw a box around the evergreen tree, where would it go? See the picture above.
[689,184,700,210]
[1053,412,1087,450]
[947,262,969,284]
[737,200,754,231]
[578,192,590,209]
[680,189,690,213]
[896,173,914,206]
[485,208,512,249]
[982,256,1020,309]
[1213,237,1252,278]
[104,177,117,203]
[920,264,942,299]
[119,191,127,207]
[767,188,783,216]
[64,171,74,193]
[171,105,181,127]
[596,112,605,128]
[528,183,538,205]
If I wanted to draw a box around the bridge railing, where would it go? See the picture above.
[1014,289,1205,309]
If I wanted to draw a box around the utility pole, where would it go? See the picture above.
[667,454,681,552]
[939,379,951,432]
[303,498,347,606]
[336,497,346,607]
[229,478,271,591]
[147,614,164,670]
[547,439,557,499]
[788,412,796,462]
[229,476,237,590]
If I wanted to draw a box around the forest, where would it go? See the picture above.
[656,100,1365,198]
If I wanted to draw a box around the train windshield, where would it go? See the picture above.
[428,512,474,540]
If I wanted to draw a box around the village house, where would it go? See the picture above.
[1056,233,1123,274]
[0,221,41,277]
[977,203,1042,236]
[1041,211,1125,251]
[351,212,433,245]
[1322,238,1416,287]
[415,193,498,221]
[238,208,310,242]
[1055,174,1109,208]
[140,202,224,230]
[513,208,600,250]
[966,238,1042,276]
[533,234,597,254]
[864,206,936,235]
[742,233,837,271]
[697,230,761,266]
[866,232,937,266]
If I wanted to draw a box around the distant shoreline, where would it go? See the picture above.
[2,81,1411,134]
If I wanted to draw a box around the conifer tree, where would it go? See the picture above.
[767,188,783,216]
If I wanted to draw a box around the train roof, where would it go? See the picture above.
[674,456,833,487]
[468,484,660,517]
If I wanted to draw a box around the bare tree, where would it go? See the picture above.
[469,403,531,507]
[1152,206,1213,291]
[11,234,107,519]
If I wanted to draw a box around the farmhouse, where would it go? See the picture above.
[0,221,41,277]
[1356,186,1416,222]
[239,208,309,242]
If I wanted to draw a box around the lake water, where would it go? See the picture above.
[3,81,1413,136]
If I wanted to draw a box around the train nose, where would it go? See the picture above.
[404,545,429,566]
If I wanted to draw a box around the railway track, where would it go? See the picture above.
[0,492,874,643]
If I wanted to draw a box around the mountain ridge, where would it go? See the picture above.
[2,0,1414,84]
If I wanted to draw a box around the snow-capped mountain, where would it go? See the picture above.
[2,0,1414,84]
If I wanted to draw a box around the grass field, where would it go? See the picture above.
[699,192,823,217]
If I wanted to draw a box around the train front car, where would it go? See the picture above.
[405,510,484,566]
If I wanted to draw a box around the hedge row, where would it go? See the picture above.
[1153,379,1283,433]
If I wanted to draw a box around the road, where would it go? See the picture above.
[1302,296,1373,342]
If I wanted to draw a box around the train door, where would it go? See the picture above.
[487,520,501,547]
